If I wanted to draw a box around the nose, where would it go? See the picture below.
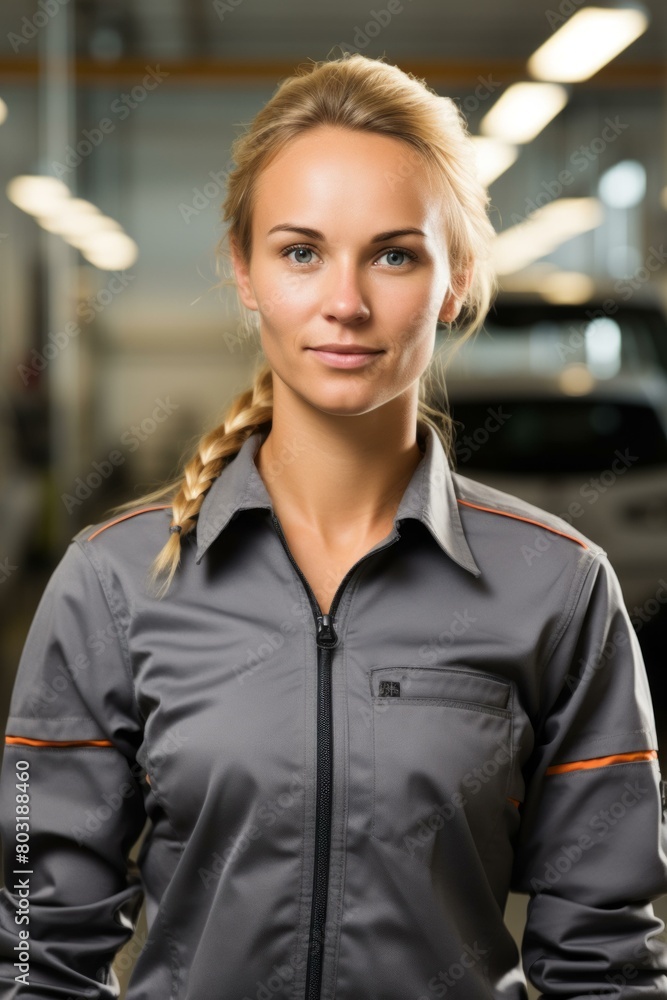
[320,261,371,324]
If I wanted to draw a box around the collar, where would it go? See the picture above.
[194,423,481,577]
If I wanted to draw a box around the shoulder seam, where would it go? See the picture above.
[543,548,600,668]
[456,497,592,551]
[535,550,602,735]
[86,504,172,542]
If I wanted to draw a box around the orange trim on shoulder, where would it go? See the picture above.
[5,736,115,748]
[507,796,521,808]
[456,498,589,550]
[546,749,657,775]
[87,505,172,541]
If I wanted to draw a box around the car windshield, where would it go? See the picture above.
[442,305,667,379]
[448,398,667,475]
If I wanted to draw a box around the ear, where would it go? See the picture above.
[230,237,259,311]
[438,265,474,324]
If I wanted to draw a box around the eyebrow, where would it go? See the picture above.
[266,224,428,243]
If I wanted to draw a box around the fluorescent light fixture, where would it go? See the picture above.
[493,197,604,275]
[53,196,98,217]
[79,230,138,270]
[528,5,649,83]
[470,137,519,186]
[6,174,70,215]
[598,159,646,208]
[63,217,124,247]
[37,198,101,234]
[7,175,133,269]
[0,98,7,126]
[479,82,568,143]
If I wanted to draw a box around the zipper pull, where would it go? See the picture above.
[316,614,338,648]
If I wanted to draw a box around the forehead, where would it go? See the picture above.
[252,127,441,236]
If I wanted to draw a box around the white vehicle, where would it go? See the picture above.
[445,369,667,613]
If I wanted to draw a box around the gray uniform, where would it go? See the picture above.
[1,422,666,999]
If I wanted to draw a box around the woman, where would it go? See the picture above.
[1,53,666,1000]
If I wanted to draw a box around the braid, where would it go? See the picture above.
[149,363,273,599]
[103,363,274,601]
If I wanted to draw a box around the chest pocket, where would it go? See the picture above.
[369,665,514,868]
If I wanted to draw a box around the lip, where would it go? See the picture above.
[310,343,383,354]
[307,346,384,369]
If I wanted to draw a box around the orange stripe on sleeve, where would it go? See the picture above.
[546,749,658,775]
[87,504,172,541]
[507,797,521,808]
[5,736,115,748]
[457,498,589,550]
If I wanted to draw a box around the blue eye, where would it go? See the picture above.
[380,248,418,267]
[279,244,419,268]
[281,245,316,265]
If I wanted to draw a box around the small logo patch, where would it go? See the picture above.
[379,680,401,697]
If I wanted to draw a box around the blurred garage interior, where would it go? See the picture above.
[1,1,667,995]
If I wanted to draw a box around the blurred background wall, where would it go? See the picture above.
[1,1,666,994]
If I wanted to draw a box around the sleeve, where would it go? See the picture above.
[0,538,148,999]
[510,550,667,1000]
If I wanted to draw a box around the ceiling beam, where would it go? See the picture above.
[0,56,664,88]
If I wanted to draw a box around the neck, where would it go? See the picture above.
[254,393,424,549]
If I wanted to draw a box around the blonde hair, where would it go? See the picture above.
[106,52,497,599]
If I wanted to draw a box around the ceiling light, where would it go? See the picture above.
[598,159,646,208]
[479,83,569,144]
[6,175,71,215]
[528,5,649,83]
[37,198,101,233]
[63,217,124,247]
[470,137,519,186]
[79,230,138,270]
[493,197,604,275]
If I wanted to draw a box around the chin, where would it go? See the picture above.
[297,386,381,416]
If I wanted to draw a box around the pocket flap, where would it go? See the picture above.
[370,665,510,710]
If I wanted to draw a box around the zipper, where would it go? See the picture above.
[270,512,399,1000]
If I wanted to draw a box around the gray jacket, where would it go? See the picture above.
[1,422,667,1000]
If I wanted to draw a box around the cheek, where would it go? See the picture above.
[400,334,436,380]
[389,298,438,366]
[258,280,317,345]
[387,278,439,326]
